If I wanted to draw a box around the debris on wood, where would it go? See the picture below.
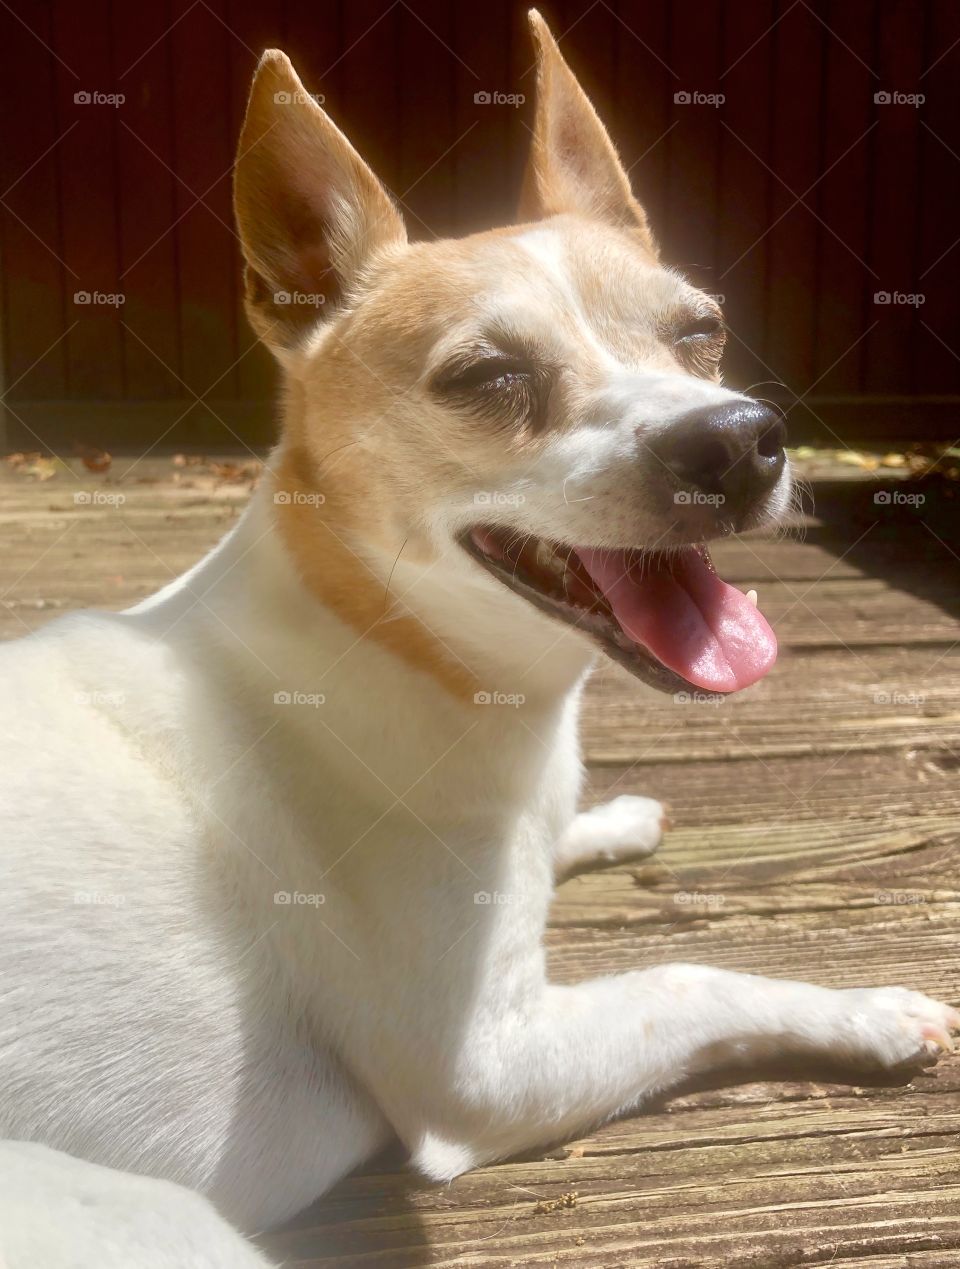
[171,454,262,486]
[4,452,60,481]
[787,441,960,481]
[532,1191,578,1215]
[73,442,112,473]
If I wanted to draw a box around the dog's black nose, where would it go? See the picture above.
[652,400,786,517]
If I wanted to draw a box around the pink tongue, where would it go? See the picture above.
[576,547,777,693]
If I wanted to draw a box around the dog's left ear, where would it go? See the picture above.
[520,10,657,254]
[234,50,407,356]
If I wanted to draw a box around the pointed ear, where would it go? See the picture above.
[234,51,407,356]
[519,11,656,253]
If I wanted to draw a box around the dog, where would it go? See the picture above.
[1,12,956,1265]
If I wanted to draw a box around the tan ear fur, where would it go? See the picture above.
[234,50,407,354]
[519,10,657,253]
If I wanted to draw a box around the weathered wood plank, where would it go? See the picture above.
[258,1096,960,1266]
[580,650,960,764]
[544,907,960,1007]
[585,748,959,828]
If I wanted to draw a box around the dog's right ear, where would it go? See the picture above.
[234,51,407,356]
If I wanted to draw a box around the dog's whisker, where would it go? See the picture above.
[382,537,410,612]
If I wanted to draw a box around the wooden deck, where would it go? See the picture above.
[2,451,958,1267]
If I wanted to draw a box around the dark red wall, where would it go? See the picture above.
[2,0,958,447]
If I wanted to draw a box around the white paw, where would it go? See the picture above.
[573,795,669,863]
[834,986,960,1069]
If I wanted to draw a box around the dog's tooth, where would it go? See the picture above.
[746,589,758,607]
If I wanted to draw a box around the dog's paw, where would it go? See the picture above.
[834,986,960,1070]
[572,795,669,864]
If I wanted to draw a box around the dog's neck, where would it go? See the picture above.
[148,444,595,716]
[268,443,594,705]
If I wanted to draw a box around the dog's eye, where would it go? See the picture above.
[437,357,532,393]
[432,343,553,431]
[674,315,724,344]
[432,354,550,430]
[672,313,726,378]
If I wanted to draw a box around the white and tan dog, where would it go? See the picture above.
[1,13,956,1265]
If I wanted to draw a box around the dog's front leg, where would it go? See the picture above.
[410,964,957,1178]
[553,794,668,876]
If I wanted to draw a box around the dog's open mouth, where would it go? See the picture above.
[462,526,777,695]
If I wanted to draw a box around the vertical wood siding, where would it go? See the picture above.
[1,0,957,443]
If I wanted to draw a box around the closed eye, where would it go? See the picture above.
[431,346,552,431]
[669,310,726,378]
[674,314,724,343]
[436,356,533,393]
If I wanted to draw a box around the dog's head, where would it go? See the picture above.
[234,11,790,698]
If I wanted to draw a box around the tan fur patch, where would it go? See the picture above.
[272,445,479,702]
